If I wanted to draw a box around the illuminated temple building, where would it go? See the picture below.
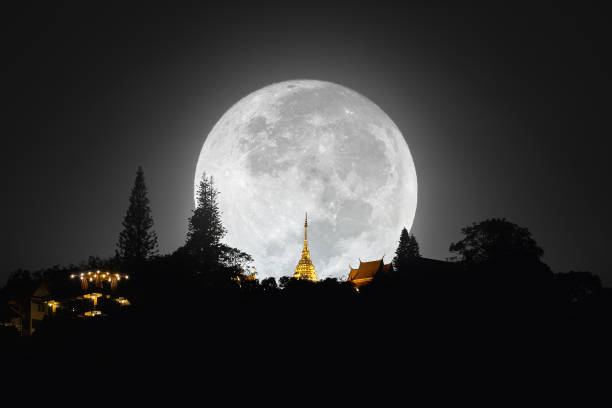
[293,213,318,281]
[347,258,392,289]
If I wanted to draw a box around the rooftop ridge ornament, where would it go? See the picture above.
[292,212,318,282]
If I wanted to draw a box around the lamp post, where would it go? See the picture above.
[83,293,102,307]
[47,300,59,313]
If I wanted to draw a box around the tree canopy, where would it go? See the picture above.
[393,227,421,272]
[184,173,225,265]
[117,166,158,267]
[183,173,251,277]
[449,218,543,266]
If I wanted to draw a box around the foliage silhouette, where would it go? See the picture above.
[3,211,612,382]
[393,227,420,273]
[179,172,252,282]
[449,218,543,266]
[117,166,158,268]
[184,173,225,259]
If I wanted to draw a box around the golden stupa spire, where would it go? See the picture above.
[304,212,308,249]
[293,212,318,281]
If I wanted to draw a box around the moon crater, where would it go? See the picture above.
[195,80,417,279]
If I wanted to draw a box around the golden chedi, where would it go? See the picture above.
[293,213,318,281]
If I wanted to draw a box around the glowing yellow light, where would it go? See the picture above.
[116,297,131,306]
[83,293,102,307]
[47,300,59,313]
[293,213,318,282]
[84,310,102,317]
[76,270,129,291]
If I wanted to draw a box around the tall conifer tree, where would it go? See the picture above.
[184,173,227,272]
[117,166,158,266]
[393,227,421,272]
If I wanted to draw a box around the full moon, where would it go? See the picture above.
[195,80,417,280]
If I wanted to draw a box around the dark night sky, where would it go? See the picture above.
[4,2,611,284]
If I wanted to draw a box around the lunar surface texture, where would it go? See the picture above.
[195,80,417,280]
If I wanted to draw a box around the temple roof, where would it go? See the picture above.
[348,259,391,283]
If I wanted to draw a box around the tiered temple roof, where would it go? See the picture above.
[347,258,392,289]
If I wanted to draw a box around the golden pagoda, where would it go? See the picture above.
[293,213,318,281]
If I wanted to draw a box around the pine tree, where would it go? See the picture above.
[117,166,158,266]
[184,173,227,272]
[393,227,421,272]
[407,234,421,259]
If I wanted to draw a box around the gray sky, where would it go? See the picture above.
[4,2,611,284]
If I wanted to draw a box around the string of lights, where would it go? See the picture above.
[70,270,129,291]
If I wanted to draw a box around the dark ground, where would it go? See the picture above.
[4,264,611,398]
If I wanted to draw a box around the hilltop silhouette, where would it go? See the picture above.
[2,168,610,386]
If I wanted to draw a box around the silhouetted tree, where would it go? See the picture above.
[393,227,420,272]
[449,218,543,265]
[117,166,158,267]
[183,172,252,279]
[554,271,602,304]
[185,173,225,258]
[82,255,118,270]
[278,276,291,290]
[221,244,254,274]
[260,277,279,294]
[449,218,551,300]
[3,269,33,291]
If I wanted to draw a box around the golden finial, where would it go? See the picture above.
[304,212,308,242]
[293,211,318,282]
